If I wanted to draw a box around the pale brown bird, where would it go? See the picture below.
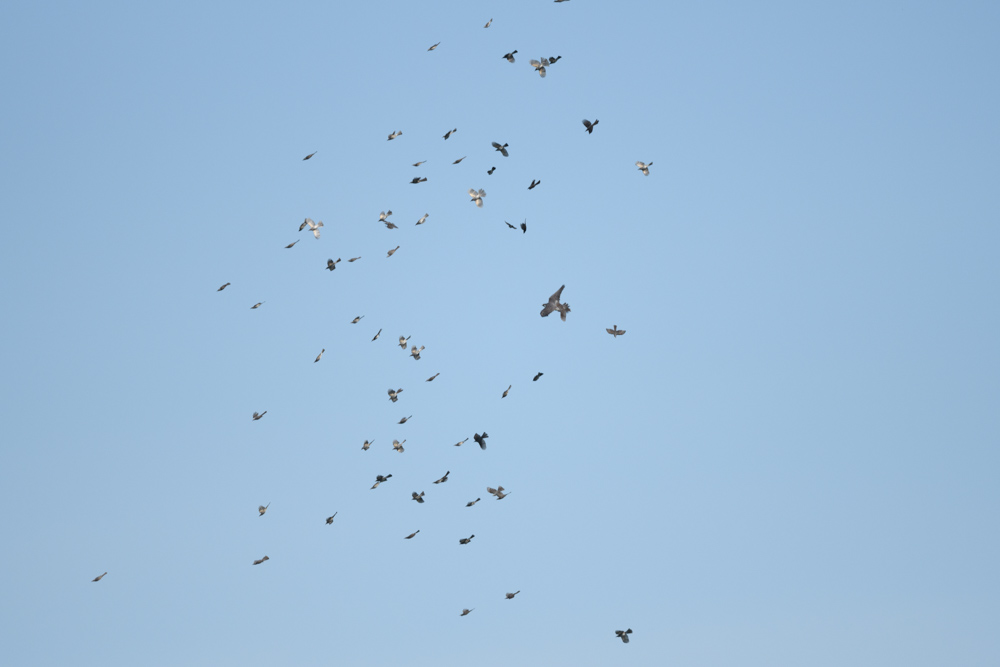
[398,335,410,349]
[491,141,509,157]
[325,512,337,525]
[314,349,325,362]
[388,388,403,402]
[582,119,599,134]
[92,572,107,582]
[426,373,440,382]
[393,439,406,453]
[303,151,317,160]
[454,438,468,447]
[405,530,420,539]
[452,156,467,164]
[218,282,230,291]
[410,345,424,360]
[502,385,511,398]
[252,556,269,565]
[326,258,341,271]
[413,160,427,167]
[502,50,517,63]
[251,302,264,309]
[433,471,450,484]
[252,411,267,420]
[351,316,364,323]
[483,18,492,28]
[529,58,550,77]
[371,474,392,489]
[615,629,633,643]
[285,241,299,249]
[443,128,457,140]
[348,257,361,262]
[412,491,425,503]
[636,161,653,176]
[528,179,540,190]
[540,285,570,321]
[465,497,480,507]
[372,329,382,341]
[258,503,270,516]
[606,325,626,338]
[427,42,440,51]
[533,372,543,381]
[398,415,412,425]
[459,535,475,545]
[487,486,510,499]
[378,210,393,223]
[362,439,373,451]
[474,432,488,449]
[410,177,427,184]
[387,130,402,140]
[387,246,400,257]
[461,608,474,616]
[505,591,520,600]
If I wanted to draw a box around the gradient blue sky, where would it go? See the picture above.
[2,2,999,665]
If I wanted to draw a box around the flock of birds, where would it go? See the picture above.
[93,9,645,646]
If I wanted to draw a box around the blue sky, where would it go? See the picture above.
[1,1,999,665]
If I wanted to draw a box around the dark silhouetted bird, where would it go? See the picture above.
[491,141,509,157]
[540,285,570,321]
[362,439,373,451]
[372,328,382,341]
[326,258,341,271]
[398,416,412,425]
[325,512,337,525]
[303,151,317,160]
[426,373,440,382]
[616,629,633,643]
[443,128,457,140]
[410,177,427,184]
[285,240,299,249]
[533,372,543,381]
[412,160,426,167]
[520,220,527,233]
[461,608,474,616]
[416,213,429,225]
[528,179,540,189]
[258,503,270,516]
[505,591,520,599]
[453,156,467,164]
[314,349,325,363]
[502,385,511,398]
[459,535,475,545]
[548,56,562,64]
[387,130,402,140]
[252,411,267,420]
[371,474,392,489]
[607,325,626,338]
[405,530,420,539]
[92,572,107,582]
[218,283,230,291]
[388,388,403,403]
[466,498,480,507]
[427,42,440,51]
[474,432,489,450]
[387,246,400,257]
[412,491,425,503]
[582,119,599,134]
[251,302,264,309]
[487,166,496,175]
[252,556,269,565]
[636,161,652,176]
[503,50,517,63]
[433,471,450,484]
[505,221,517,230]
[384,221,399,229]
[351,316,364,323]
[483,18,492,28]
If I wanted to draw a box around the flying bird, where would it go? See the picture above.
[452,156,467,164]
[217,283,230,291]
[393,439,407,452]
[284,241,298,249]
[454,438,469,447]
[251,302,264,309]
[387,246,400,257]
[502,50,517,63]
[372,329,382,341]
[483,18,492,28]
[528,179,540,190]
[465,498,480,507]
[529,58,550,77]
[469,188,486,207]
[412,491,425,503]
[505,221,517,230]
[398,415,412,425]
[387,130,402,140]
[606,325,626,338]
[371,474,392,489]
[433,471,450,484]
[398,335,411,349]
[520,220,527,234]
[491,141,509,157]
[258,503,270,516]
[404,530,420,539]
[582,119,599,134]
[410,345,424,360]
[252,556,269,565]
[505,591,521,600]
[252,411,267,420]
[427,42,440,51]
[325,512,337,525]
[443,128,457,140]
[426,373,440,382]
[326,258,341,271]
[540,285,571,321]
[548,55,563,63]
[351,316,364,323]
[303,151,317,160]
[416,213,429,225]
[487,166,496,175]
[378,210,393,222]
[461,608,474,616]
[410,177,427,184]
[412,160,426,167]
[473,432,489,450]
[388,388,403,402]
[533,372,543,381]
[384,221,399,229]
[615,629,633,644]
[348,257,361,262]
[300,218,324,239]
[502,385,511,398]
[362,439,373,451]
[487,486,511,500]
[92,572,107,582]
[459,535,475,545]
[314,349,325,362]
[635,160,653,176]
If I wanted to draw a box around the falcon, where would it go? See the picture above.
[540,285,570,321]
[606,325,626,338]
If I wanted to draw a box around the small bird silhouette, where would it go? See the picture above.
[388,388,403,402]
[387,246,400,257]
[505,221,517,230]
[92,572,107,582]
[474,432,489,450]
[398,335,411,349]
[412,160,426,167]
[533,372,543,381]
[427,42,440,51]
[453,156,467,164]
[459,535,475,545]
[372,329,382,341]
[378,210,393,223]
[487,166,496,175]
[252,556,269,565]
[325,512,337,525]
[410,345,424,360]
[615,629,633,644]
[491,141,509,157]
[483,18,492,28]
[393,439,407,453]
[465,497,480,507]
[251,302,264,309]
[404,530,420,539]
[635,161,653,176]
[371,474,392,489]
[284,241,298,249]
[461,608,474,616]
[443,128,457,140]
[326,258,341,271]
[348,257,361,262]
[502,385,511,398]
[303,151,317,160]
[548,55,563,63]
[606,325,626,338]
[487,486,511,500]
[362,439,373,451]
[252,411,267,421]
[387,130,402,140]
[502,50,517,63]
[416,213,429,225]
[412,491,425,503]
[217,283,230,291]
[258,503,270,516]
[505,591,521,600]
[454,438,469,447]
[384,221,399,229]
[528,179,540,190]
[410,177,427,184]
[314,349,325,363]
[351,316,364,324]
[582,119,599,134]
[433,471,450,484]
[520,220,527,234]
[398,415,412,425]
[426,373,440,382]
[540,285,570,321]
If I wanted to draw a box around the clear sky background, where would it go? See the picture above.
[2,1,999,665]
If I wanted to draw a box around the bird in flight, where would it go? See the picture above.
[393,439,407,452]
[615,629,633,644]
[533,372,543,381]
[300,218,324,239]
[454,438,469,447]
[284,241,298,249]
[217,283,230,291]
[258,503,270,516]
[348,256,361,262]
[404,530,420,539]
[502,50,517,63]
[461,608,474,616]
[529,58,550,77]
[582,119,599,134]
[540,285,570,321]
[474,432,489,449]
[384,220,398,230]
[410,345,425,360]
[379,210,393,223]
[388,388,403,403]
[410,177,427,184]
[372,328,382,341]
[371,474,392,489]
[635,161,653,176]
[433,471,450,484]
[416,213,429,225]
[252,411,267,421]
[505,591,521,600]
[491,141,509,157]
[459,535,475,545]
[387,246,400,257]
[487,486,511,500]
[453,156,467,164]
[548,55,563,64]
[387,130,402,140]
[469,188,486,207]
[351,316,364,324]
[362,439,373,451]
[465,497,480,507]
[412,491,425,503]
[251,302,264,309]
[502,385,511,398]
[443,128,457,140]
[606,325,626,338]
[528,179,540,190]
[487,166,496,175]
[314,349,325,362]
[413,160,426,167]
[520,220,527,234]
[252,556,269,565]
[426,373,440,382]
[303,151,317,160]
[398,415,412,425]
[326,258,341,271]
[92,572,107,582]
[325,512,337,525]
[427,42,440,51]
[399,335,411,349]
[483,18,492,28]
[505,221,517,230]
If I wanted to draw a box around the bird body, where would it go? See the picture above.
[505,591,520,599]
[487,486,510,500]
[405,530,420,539]
[427,42,440,51]
[351,316,364,323]
[528,179,540,190]
[636,161,653,176]
[416,213,429,225]
[303,151,317,160]
[388,388,403,402]
[301,218,324,239]
[443,128,457,140]
[459,535,475,545]
[582,119,599,134]
[453,156,467,164]
[325,512,337,525]
[412,491,425,503]
[533,372,543,381]
[473,432,489,449]
[217,283,230,291]
[607,325,626,337]
[285,241,298,249]
[616,629,633,643]
[469,188,486,207]
[399,335,410,349]
[529,58,550,77]
[92,572,107,582]
[520,220,527,234]
[258,503,270,516]
[398,416,412,425]
[466,497,480,506]
[410,177,427,184]
[371,474,391,489]
[326,258,341,271]
[487,166,496,175]
[503,50,517,63]
[491,141,509,157]
[314,349,325,362]
[362,439,373,451]
[426,373,440,382]
[502,385,511,398]
[540,285,571,321]
[484,18,492,28]
[410,345,424,360]
[387,130,402,140]
[372,328,382,341]
[252,411,267,420]
[251,302,264,309]
[387,246,400,257]
[393,439,406,452]
[433,471,450,484]
[461,608,474,616]
[252,556,269,565]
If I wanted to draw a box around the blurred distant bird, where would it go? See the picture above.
[426,373,440,382]
[251,302,264,309]
[454,438,469,447]
[285,241,298,249]
[379,210,393,223]
[388,388,403,402]
[325,512,337,525]
[427,42,440,51]
[387,246,400,257]
[351,316,364,323]
[398,416,412,425]
[635,161,653,176]
[520,220,527,234]
[453,156,467,164]
[218,283,230,291]
[533,372,543,381]
[459,535,475,545]
[303,151,317,160]
[371,474,392,489]
[487,486,510,500]
[505,221,516,230]
[540,285,570,321]
[555,0,570,3]
[469,188,486,207]
[384,221,399,230]
[252,411,267,420]
[529,58,550,77]
[300,218,324,239]
[461,608,474,616]
[393,439,407,453]
[466,497,480,506]
[252,556,269,565]
[487,166,496,175]
[433,471,450,484]
[443,128,457,140]
[492,141,509,157]
[405,530,420,539]
[502,50,517,63]
[474,432,489,450]
[398,335,410,349]
[362,439,373,451]
[326,258,341,271]
[410,177,427,184]
[505,591,520,600]
[502,385,511,398]
[528,179,540,190]
[582,119,599,134]
[372,329,382,341]
[258,503,270,516]
[410,345,425,360]
[412,160,426,167]
[606,325,626,338]
[615,629,633,643]
[548,56,562,63]
[483,18,492,28]
[387,130,402,140]
[412,491,425,503]
[348,257,361,262]
[92,572,107,582]
[416,213,429,225]
[314,349,325,362]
